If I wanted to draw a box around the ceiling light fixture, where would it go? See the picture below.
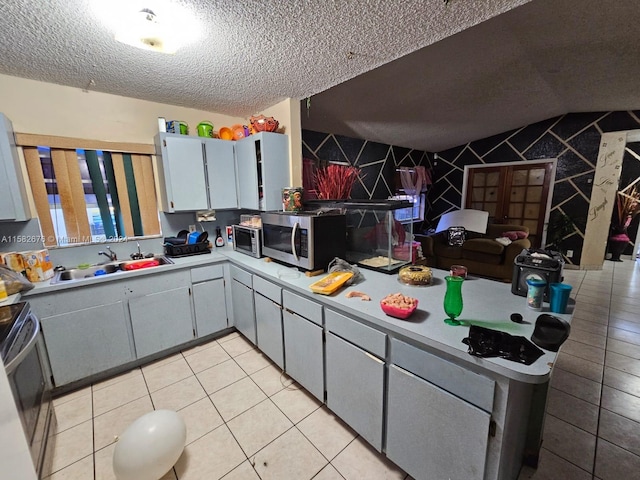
[114,7,177,54]
[92,1,201,54]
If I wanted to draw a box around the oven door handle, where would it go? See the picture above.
[291,222,300,261]
[4,316,40,375]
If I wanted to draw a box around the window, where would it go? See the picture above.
[391,194,425,223]
[22,140,160,247]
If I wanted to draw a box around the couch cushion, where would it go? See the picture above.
[501,230,529,240]
[433,242,464,259]
[487,224,529,238]
[462,238,505,255]
[463,250,504,265]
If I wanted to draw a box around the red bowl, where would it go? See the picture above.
[380,299,418,319]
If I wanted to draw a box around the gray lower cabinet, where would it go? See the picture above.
[40,301,133,387]
[191,265,228,337]
[282,309,323,401]
[230,275,256,344]
[254,289,283,368]
[129,286,194,358]
[192,279,227,337]
[325,332,385,451]
[386,364,491,480]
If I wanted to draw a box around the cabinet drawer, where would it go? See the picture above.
[325,309,386,359]
[27,282,124,317]
[253,275,281,304]
[390,338,495,412]
[283,290,322,326]
[230,264,252,288]
[191,264,224,283]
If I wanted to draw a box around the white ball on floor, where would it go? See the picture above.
[112,409,186,480]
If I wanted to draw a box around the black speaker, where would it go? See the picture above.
[512,249,563,301]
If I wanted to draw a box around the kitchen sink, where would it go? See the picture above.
[50,255,174,284]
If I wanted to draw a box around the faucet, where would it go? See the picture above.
[98,246,117,262]
[130,242,144,260]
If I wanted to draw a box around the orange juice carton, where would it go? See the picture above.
[22,249,54,282]
[0,251,27,276]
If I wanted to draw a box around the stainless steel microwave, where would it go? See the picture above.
[260,211,346,270]
[232,225,262,258]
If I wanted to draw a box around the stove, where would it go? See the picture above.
[1,301,55,479]
[0,302,30,364]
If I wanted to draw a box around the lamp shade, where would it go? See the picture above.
[435,209,489,234]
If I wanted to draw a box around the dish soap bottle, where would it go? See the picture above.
[215,227,225,247]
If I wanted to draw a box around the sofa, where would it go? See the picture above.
[416,224,532,282]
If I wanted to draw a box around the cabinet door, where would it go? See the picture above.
[326,332,384,451]
[204,139,237,209]
[193,278,227,337]
[386,365,490,480]
[129,286,194,358]
[283,309,323,401]
[0,113,28,221]
[254,292,283,368]
[235,133,290,211]
[235,136,259,210]
[258,133,290,211]
[40,302,133,386]
[161,135,208,211]
[231,278,256,344]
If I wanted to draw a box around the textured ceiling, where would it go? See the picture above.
[303,0,640,151]
[1,0,637,152]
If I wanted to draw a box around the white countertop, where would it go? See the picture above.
[221,250,573,384]
[23,247,573,384]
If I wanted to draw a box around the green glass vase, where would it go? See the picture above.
[444,275,464,326]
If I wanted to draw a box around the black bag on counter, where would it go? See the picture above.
[462,325,544,365]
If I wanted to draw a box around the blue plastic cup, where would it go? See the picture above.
[549,283,572,314]
[526,278,546,311]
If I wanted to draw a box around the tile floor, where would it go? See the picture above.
[519,258,640,480]
[46,259,640,480]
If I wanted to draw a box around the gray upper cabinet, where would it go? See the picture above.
[155,133,237,212]
[155,133,208,212]
[0,112,29,221]
[40,301,133,387]
[203,138,237,210]
[235,132,290,211]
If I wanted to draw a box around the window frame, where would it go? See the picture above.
[18,134,161,248]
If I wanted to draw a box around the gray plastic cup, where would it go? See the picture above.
[549,283,572,314]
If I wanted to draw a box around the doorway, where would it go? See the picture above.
[463,161,555,248]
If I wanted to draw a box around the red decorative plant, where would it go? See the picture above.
[314,164,362,199]
[612,185,640,236]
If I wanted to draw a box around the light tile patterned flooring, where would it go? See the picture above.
[519,258,640,480]
[46,260,640,480]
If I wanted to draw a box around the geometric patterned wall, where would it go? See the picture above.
[302,129,432,202]
[304,111,640,266]
[435,111,640,265]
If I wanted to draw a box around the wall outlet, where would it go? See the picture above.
[188,224,196,233]
[566,250,574,258]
